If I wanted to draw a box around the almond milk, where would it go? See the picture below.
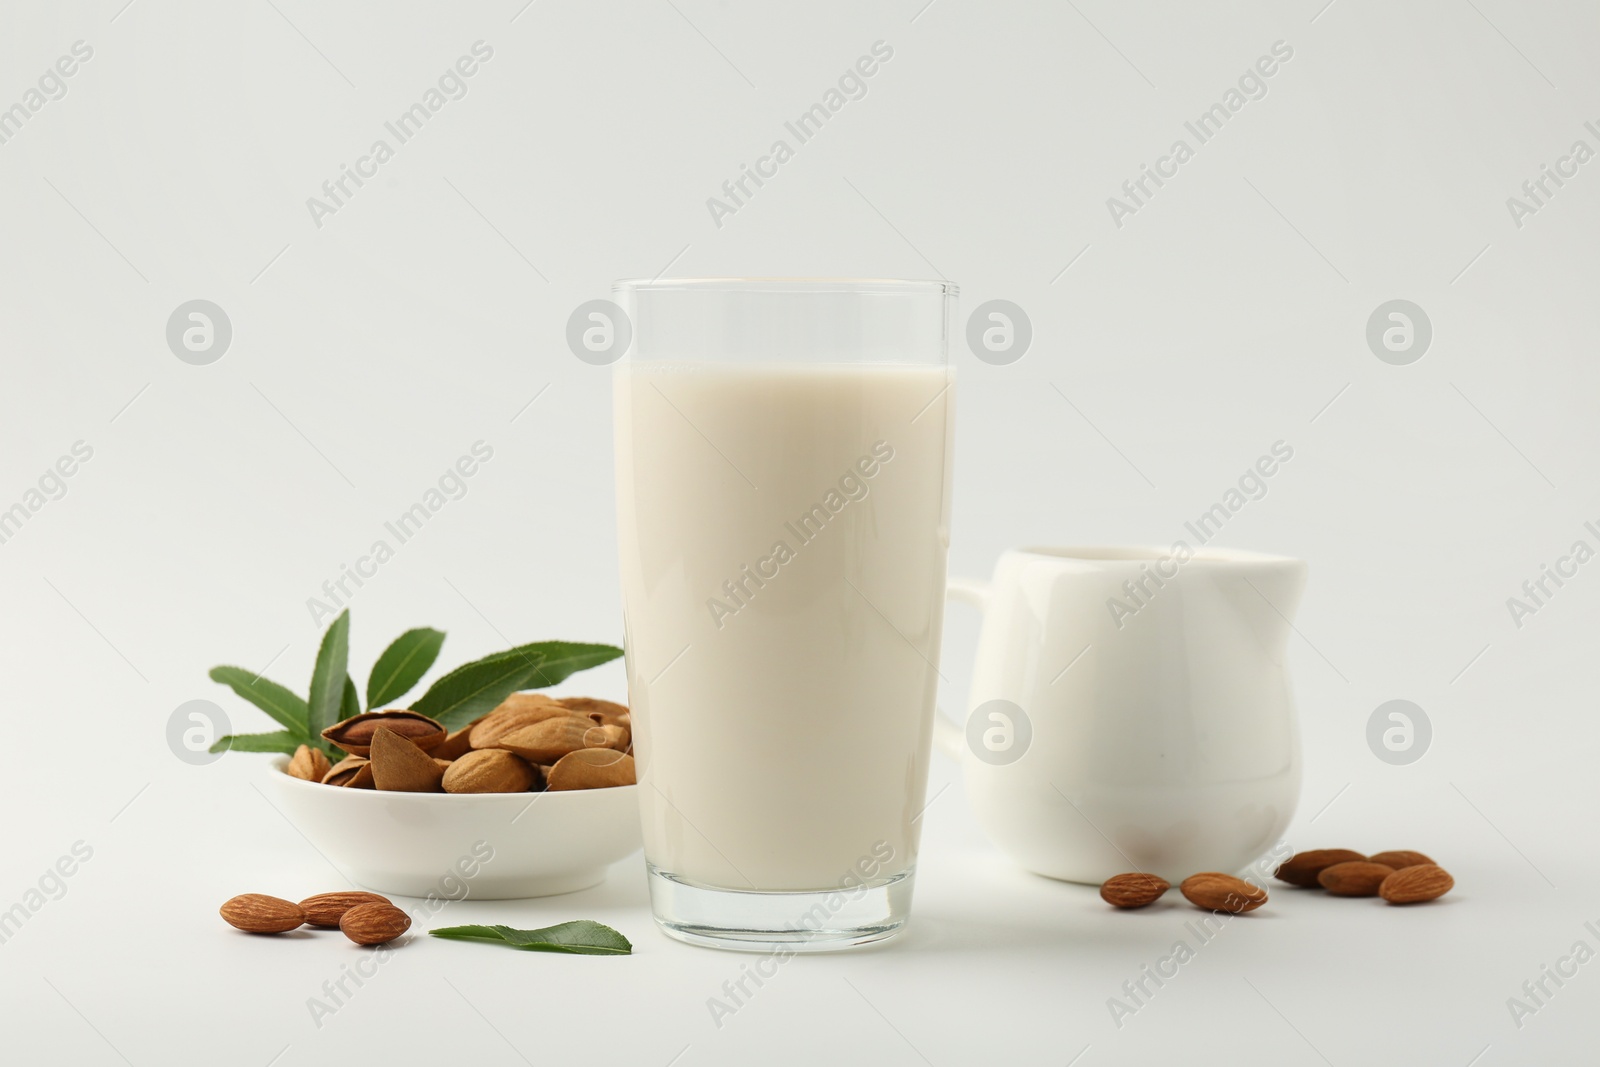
[615,362,953,891]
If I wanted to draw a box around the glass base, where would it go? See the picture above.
[646,863,915,953]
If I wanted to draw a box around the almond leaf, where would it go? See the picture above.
[306,610,350,743]
[507,641,624,688]
[366,627,446,709]
[429,920,631,955]
[410,648,549,732]
[208,667,309,735]
[210,729,302,754]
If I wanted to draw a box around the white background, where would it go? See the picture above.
[3,1,1598,1064]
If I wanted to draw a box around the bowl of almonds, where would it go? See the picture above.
[265,692,642,898]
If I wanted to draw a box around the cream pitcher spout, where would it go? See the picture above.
[1204,549,1309,659]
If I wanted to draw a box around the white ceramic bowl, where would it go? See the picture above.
[265,758,642,898]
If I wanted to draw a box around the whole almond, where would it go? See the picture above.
[322,756,373,788]
[1274,849,1367,887]
[322,710,445,757]
[1100,873,1170,909]
[496,715,596,764]
[545,748,636,790]
[1369,850,1434,871]
[557,696,630,728]
[220,894,306,933]
[1318,861,1396,896]
[1380,865,1454,904]
[339,902,411,945]
[442,748,538,793]
[287,744,332,782]
[299,891,391,928]
[1180,873,1268,913]
[369,726,445,793]
[469,695,568,750]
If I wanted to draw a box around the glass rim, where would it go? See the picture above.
[612,277,957,296]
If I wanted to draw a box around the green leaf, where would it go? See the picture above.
[208,667,309,735]
[341,674,360,720]
[411,647,549,732]
[306,610,350,743]
[366,627,446,708]
[506,642,624,689]
[429,921,632,955]
[210,730,302,755]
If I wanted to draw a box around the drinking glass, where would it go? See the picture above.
[612,278,956,951]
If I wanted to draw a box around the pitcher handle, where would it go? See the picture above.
[934,577,991,759]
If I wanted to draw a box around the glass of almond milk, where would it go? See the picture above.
[612,278,956,951]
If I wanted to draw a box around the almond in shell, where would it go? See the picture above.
[322,710,445,757]
[582,723,630,752]
[545,748,636,790]
[287,744,332,782]
[495,715,596,764]
[557,696,630,728]
[469,694,568,750]
[442,748,538,793]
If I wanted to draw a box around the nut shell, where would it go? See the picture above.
[1179,873,1268,913]
[322,710,445,757]
[369,726,446,792]
[321,756,374,788]
[1099,873,1170,909]
[220,894,306,933]
[339,902,411,945]
[430,726,474,762]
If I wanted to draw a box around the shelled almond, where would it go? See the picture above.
[1379,864,1454,904]
[220,894,306,933]
[222,890,408,945]
[1099,873,1170,909]
[1100,845,1455,915]
[1318,861,1395,897]
[1180,873,1268,913]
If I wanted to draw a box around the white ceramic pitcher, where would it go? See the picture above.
[936,545,1307,884]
